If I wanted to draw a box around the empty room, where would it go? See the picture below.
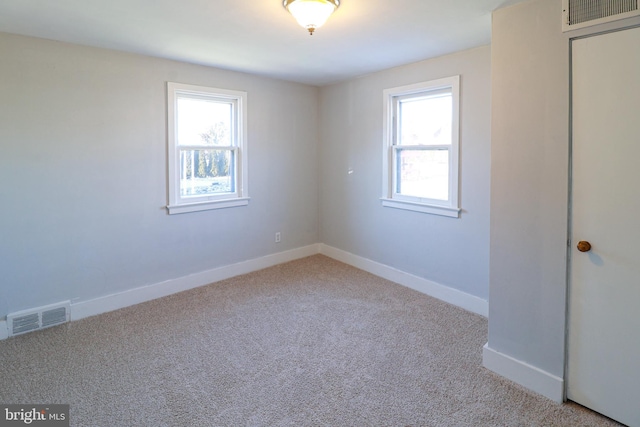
[1,0,638,425]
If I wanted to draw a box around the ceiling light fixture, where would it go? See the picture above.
[283,0,340,35]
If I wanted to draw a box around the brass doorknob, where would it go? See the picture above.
[577,241,592,252]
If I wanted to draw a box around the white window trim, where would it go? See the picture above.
[381,76,460,218]
[166,82,249,215]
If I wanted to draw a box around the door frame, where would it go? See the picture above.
[564,22,640,401]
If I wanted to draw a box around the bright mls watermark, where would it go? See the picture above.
[1,405,69,426]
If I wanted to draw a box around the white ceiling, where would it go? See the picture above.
[0,0,527,86]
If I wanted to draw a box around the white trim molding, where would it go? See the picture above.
[2,243,488,340]
[166,82,249,215]
[71,244,319,321]
[167,197,250,215]
[382,76,461,218]
[0,320,8,340]
[381,198,461,218]
[319,244,488,317]
[483,343,565,403]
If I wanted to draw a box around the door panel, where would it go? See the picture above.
[568,26,640,427]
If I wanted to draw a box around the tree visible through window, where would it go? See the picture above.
[167,82,248,214]
[188,123,232,195]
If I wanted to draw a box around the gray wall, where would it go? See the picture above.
[489,0,640,384]
[318,46,492,300]
[489,0,570,377]
[0,33,319,318]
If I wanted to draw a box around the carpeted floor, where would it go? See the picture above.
[0,255,621,426]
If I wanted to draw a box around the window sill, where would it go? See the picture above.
[381,198,460,218]
[167,197,250,215]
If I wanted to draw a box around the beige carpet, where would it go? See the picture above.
[0,255,620,426]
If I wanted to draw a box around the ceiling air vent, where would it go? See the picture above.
[563,0,640,31]
[7,301,71,337]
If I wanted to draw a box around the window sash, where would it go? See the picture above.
[173,96,240,203]
[381,75,460,218]
[391,146,453,205]
[177,147,238,200]
[393,90,453,147]
[167,82,248,214]
[175,94,237,148]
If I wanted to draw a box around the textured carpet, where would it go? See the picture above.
[0,255,620,426]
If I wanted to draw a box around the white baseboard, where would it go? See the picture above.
[483,343,564,403]
[1,242,487,340]
[319,244,488,317]
[0,320,8,340]
[71,244,320,322]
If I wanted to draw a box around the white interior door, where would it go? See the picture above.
[568,26,640,427]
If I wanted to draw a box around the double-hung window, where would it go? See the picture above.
[167,82,248,214]
[381,76,460,218]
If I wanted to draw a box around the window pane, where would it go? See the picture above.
[180,149,235,197]
[399,94,452,146]
[396,149,449,200]
[176,97,232,146]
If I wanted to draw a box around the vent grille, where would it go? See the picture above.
[7,302,70,337]
[564,0,639,31]
[11,313,40,335]
[42,307,67,328]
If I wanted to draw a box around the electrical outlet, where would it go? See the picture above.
[275,232,281,243]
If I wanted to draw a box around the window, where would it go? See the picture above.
[167,82,248,214]
[381,76,460,218]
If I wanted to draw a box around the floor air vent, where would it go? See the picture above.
[7,301,71,337]
[563,0,640,31]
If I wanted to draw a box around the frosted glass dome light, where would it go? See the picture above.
[284,0,340,35]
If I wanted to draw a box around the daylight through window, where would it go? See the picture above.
[382,76,460,218]
[167,82,248,214]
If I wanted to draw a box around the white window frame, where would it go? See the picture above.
[166,82,249,215]
[381,76,460,218]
